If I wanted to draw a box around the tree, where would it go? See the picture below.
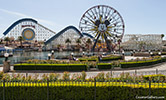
[97,39,101,44]
[86,38,92,51]
[0,39,3,45]
[17,36,24,48]
[65,38,71,49]
[76,38,81,49]
[4,37,10,46]
[76,38,81,45]
[117,39,122,53]
[161,34,164,39]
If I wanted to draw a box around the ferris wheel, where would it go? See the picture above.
[79,5,125,51]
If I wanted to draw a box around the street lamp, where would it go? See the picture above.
[51,50,54,54]
[130,51,133,56]
[71,52,74,57]
[148,50,151,54]
[82,52,85,56]
[158,52,161,56]
[122,51,125,56]
[48,53,51,60]
[150,52,153,56]
[113,50,116,54]
[122,50,125,60]
[4,53,9,61]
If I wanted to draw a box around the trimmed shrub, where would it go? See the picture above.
[14,64,87,71]
[143,74,166,82]
[101,56,122,61]
[121,58,166,68]
[79,58,97,62]
[97,63,112,69]
[79,56,122,62]
[0,83,166,100]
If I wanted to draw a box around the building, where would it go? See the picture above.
[2,18,56,41]
[121,34,163,51]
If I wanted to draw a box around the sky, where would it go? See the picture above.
[0,0,166,39]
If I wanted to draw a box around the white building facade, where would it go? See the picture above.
[122,34,163,50]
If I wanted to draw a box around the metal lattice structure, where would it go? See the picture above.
[79,5,125,51]
[44,26,83,49]
[3,18,56,41]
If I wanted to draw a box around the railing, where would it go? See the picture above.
[0,79,166,100]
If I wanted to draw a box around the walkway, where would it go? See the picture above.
[0,56,166,79]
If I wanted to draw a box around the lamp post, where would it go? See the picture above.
[82,52,85,57]
[48,53,51,60]
[113,50,116,54]
[51,50,54,59]
[130,51,133,56]
[4,53,9,61]
[122,50,125,60]
[150,52,153,57]
[158,51,161,56]
[148,50,151,57]
[3,53,10,73]
[83,52,85,55]
[71,52,74,57]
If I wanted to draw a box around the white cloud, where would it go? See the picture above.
[0,8,63,31]
[0,9,28,17]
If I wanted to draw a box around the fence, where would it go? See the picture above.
[0,79,166,100]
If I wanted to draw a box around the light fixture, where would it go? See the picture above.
[51,50,54,53]
[48,53,51,60]
[4,53,9,61]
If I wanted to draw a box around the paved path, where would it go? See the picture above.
[0,56,166,79]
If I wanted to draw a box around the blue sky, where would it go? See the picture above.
[0,0,166,38]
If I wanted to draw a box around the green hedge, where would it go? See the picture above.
[121,58,166,68]
[101,56,122,61]
[97,63,112,70]
[143,74,166,81]
[79,58,97,62]
[14,64,87,71]
[79,56,122,62]
[0,86,165,100]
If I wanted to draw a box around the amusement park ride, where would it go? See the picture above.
[79,5,125,52]
[2,5,125,52]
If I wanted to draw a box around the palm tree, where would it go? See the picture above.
[86,38,92,51]
[17,36,24,48]
[4,37,10,46]
[76,39,81,48]
[65,38,71,50]
[106,39,113,51]
[161,34,164,40]
[0,39,3,45]
[117,39,122,53]
[97,39,101,44]
[76,38,81,45]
